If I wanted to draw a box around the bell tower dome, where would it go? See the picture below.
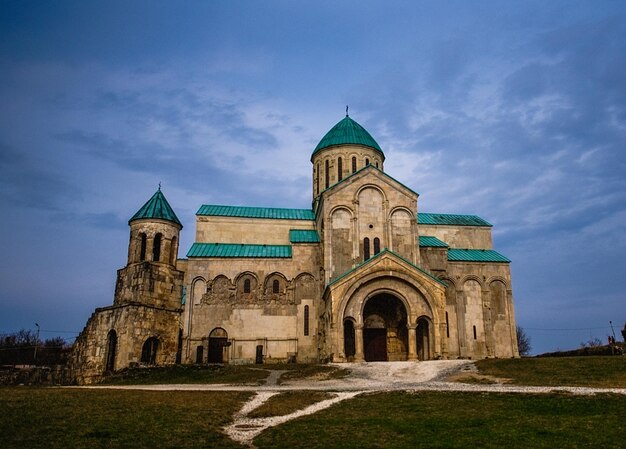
[311,112,385,200]
[114,187,184,309]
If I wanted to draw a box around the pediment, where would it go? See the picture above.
[323,165,418,203]
[327,249,445,294]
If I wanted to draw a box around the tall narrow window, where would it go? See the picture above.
[445,312,450,338]
[170,236,177,265]
[373,237,381,255]
[272,279,280,294]
[153,233,162,262]
[304,305,310,336]
[352,156,357,173]
[316,163,320,195]
[139,233,147,261]
[365,158,370,166]
[364,237,370,260]
[325,159,330,189]
[473,325,477,340]
[244,278,251,293]
[375,162,379,168]
[338,157,343,181]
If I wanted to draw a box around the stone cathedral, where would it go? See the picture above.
[72,114,519,383]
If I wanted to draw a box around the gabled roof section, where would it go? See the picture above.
[448,248,510,263]
[197,205,315,220]
[321,164,418,197]
[130,188,182,227]
[418,212,492,227]
[289,229,320,243]
[312,116,384,159]
[419,235,449,247]
[187,243,292,258]
[328,249,446,287]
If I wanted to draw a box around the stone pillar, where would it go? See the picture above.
[407,324,418,361]
[355,325,365,362]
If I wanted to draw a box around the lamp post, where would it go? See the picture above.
[34,323,40,364]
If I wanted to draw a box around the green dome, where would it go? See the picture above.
[129,188,182,227]
[312,116,383,159]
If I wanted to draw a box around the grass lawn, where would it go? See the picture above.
[254,391,626,449]
[100,363,349,385]
[476,356,626,387]
[0,387,250,449]
[101,364,269,385]
[247,391,336,418]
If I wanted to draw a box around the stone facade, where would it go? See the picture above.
[71,114,519,384]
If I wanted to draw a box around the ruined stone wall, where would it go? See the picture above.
[114,262,184,309]
[71,304,181,384]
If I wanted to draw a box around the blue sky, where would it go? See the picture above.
[1,1,625,354]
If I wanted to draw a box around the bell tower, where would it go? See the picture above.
[310,112,385,201]
[114,187,184,310]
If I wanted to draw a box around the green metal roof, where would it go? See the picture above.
[129,188,182,227]
[197,205,315,220]
[312,116,384,159]
[447,248,510,263]
[187,243,292,258]
[328,248,446,287]
[419,236,449,247]
[289,229,320,243]
[418,213,492,227]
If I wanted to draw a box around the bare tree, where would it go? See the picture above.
[516,326,531,356]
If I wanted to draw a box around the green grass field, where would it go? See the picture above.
[2,357,625,448]
[0,388,250,449]
[2,388,623,449]
[255,391,626,449]
[476,356,626,387]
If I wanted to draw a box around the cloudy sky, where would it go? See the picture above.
[1,1,624,354]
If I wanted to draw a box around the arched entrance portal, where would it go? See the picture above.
[363,294,408,361]
[416,317,431,360]
[141,337,159,364]
[208,328,228,363]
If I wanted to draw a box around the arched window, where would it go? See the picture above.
[365,158,370,166]
[325,159,330,189]
[375,162,379,168]
[170,236,177,265]
[352,156,357,173]
[105,330,117,372]
[153,233,162,262]
[337,157,343,181]
[373,237,381,255]
[139,233,147,261]
[272,279,280,294]
[316,163,320,195]
[244,278,251,293]
[364,237,370,261]
[141,337,159,364]
[304,305,310,336]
